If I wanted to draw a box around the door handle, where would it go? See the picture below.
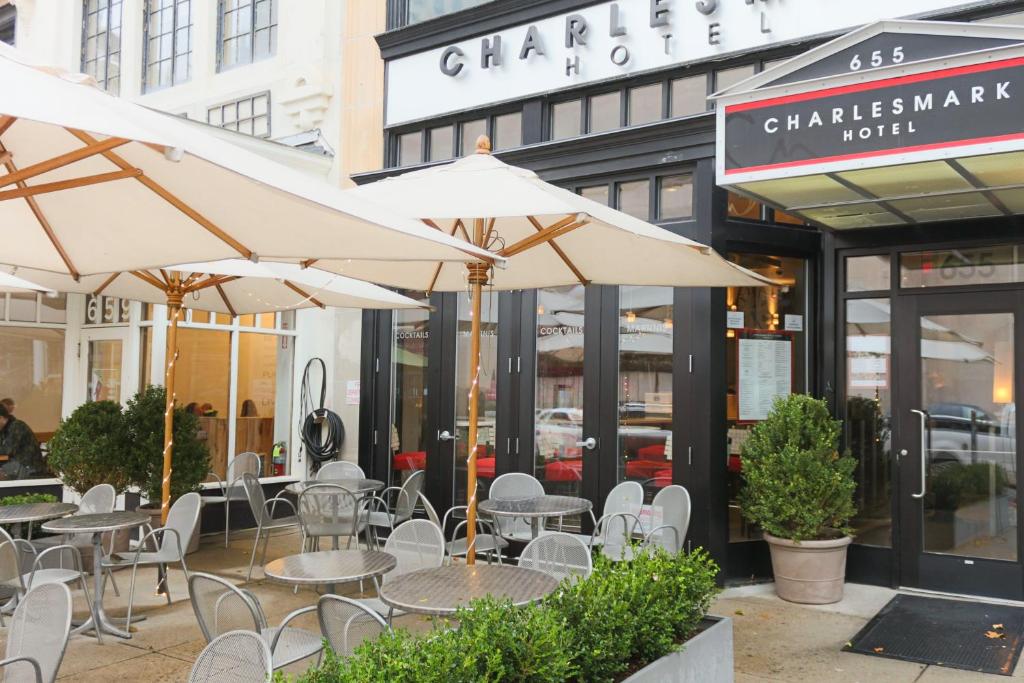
[576,437,597,450]
[910,409,927,499]
[438,430,459,442]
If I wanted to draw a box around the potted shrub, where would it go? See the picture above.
[739,394,857,604]
[124,385,211,553]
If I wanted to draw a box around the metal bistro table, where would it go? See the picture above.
[42,511,151,640]
[284,478,385,496]
[264,549,396,594]
[478,495,594,540]
[378,564,558,618]
[0,502,78,539]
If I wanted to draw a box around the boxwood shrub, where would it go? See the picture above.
[289,547,719,683]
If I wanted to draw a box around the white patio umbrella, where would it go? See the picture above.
[322,137,773,561]
[0,45,497,522]
[0,271,54,294]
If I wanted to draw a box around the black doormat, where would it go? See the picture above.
[843,594,1024,675]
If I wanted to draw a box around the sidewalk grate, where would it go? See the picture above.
[844,594,1024,675]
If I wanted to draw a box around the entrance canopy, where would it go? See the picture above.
[714,20,1024,229]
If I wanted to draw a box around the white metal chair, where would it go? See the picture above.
[359,519,444,621]
[101,492,201,629]
[643,485,691,554]
[188,572,323,671]
[316,461,365,480]
[566,481,645,560]
[241,473,300,581]
[487,473,545,542]
[425,492,507,564]
[0,582,72,683]
[203,453,263,548]
[317,595,389,657]
[0,526,100,643]
[519,532,593,584]
[297,484,365,552]
[189,630,273,683]
[364,470,424,545]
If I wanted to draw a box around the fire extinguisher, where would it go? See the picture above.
[272,442,286,477]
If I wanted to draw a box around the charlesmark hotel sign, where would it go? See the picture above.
[385,0,984,126]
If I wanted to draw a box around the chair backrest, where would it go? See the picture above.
[488,473,544,537]
[78,484,116,515]
[382,520,444,582]
[188,630,272,683]
[519,532,592,584]
[297,485,361,539]
[649,485,691,553]
[317,461,365,480]
[188,572,264,643]
[6,582,72,683]
[240,473,268,524]
[0,527,24,590]
[162,492,202,556]
[317,595,388,657]
[601,481,645,544]
[418,493,441,528]
[228,453,262,483]
[394,470,425,522]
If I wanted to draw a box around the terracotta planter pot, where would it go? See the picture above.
[765,533,852,604]
[140,503,201,555]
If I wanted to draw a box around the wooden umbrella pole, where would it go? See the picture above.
[464,227,489,565]
[162,280,184,526]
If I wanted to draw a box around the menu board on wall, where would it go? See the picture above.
[738,331,793,422]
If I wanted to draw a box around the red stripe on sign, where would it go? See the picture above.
[725,56,1024,113]
[723,131,1024,175]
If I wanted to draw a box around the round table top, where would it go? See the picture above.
[478,495,592,518]
[264,550,397,585]
[378,564,559,617]
[42,511,151,534]
[284,478,385,496]
[0,502,78,524]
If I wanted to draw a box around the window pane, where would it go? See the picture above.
[580,185,609,206]
[773,210,805,226]
[658,174,693,221]
[390,292,430,488]
[628,83,662,126]
[407,0,490,25]
[617,180,650,220]
[728,192,763,220]
[492,112,521,151]
[460,119,486,155]
[428,126,453,162]
[39,294,67,323]
[846,298,892,547]
[588,91,621,134]
[551,100,581,140]
[901,246,1024,288]
[673,74,709,116]
[8,293,36,322]
[237,332,291,476]
[456,291,498,508]
[176,328,231,479]
[0,327,65,449]
[618,286,674,501]
[714,64,755,94]
[397,131,422,167]
[846,255,891,292]
[191,310,210,324]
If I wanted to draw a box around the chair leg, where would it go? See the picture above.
[160,564,172,605]
[105,566,121,597]
[124,561,140,637]
[78,574,103,645]
[224,501,230,549]
[259,531,271,571]
[246,528,262,581]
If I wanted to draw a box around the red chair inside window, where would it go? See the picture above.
[393,451,427,471]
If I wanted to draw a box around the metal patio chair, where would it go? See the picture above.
[316,461,365,480]
[188,572,323,671]
[240,473,300,581]
[317,594,389,657]
[420,491,507,565]
[487,472,545,542]
[297,484,365,552]
[519,532,593,584]
[359,519,444,621]
[643,484,691,554]
[571,480,644,551]
[203,453,263,549]
[188,630,273,683]
[0,582,72,683]
[101,492,201,629]
[364,469,424,546]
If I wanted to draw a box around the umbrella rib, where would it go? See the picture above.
[131,270,168,292]
[300,258,318,269]
[66,130,255,261]
[189,275,240,292]
[0,135,131,189]
[214,283,237,317]
[0,141,80,279]
[526,216,589,285]
[499,216,587,257]
[0,169,141,201]
[93,271,122,296]
[283,280,325,309]
[0,117,15,136]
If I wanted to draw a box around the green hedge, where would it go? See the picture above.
[289,548,719,683]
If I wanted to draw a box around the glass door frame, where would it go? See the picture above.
[78,326,132,405]
[893,289,1024,600]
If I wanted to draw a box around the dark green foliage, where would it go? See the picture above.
[125,385,211,503]
[291,548,719,683]
[930,462,1008,510]
[739,394,857,541]
[0,493,57,505]
[47,401,133,494]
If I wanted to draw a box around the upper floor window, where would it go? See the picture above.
[399,0,493,27]
[143,0,192,92]
[219,0,276,71]
[81,0,123,94]
[207,92,271,137]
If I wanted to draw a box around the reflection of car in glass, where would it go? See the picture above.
[925,403,1016,485]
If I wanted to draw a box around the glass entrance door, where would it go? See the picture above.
[896,292,1024,599]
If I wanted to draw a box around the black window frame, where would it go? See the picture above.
[206,91,272,138]
[216,0,277,73]
[142,0,193,93]
[81,0,124,94]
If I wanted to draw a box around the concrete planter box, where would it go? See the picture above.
[622,616,733,683]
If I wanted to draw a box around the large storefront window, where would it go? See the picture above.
[176,327,232,477]
[455,291,498,506]
[390,295,431,487]
[726,254,809,542]
[618,286,674,503]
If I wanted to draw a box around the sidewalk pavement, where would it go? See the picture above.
[715,582,1024,682]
